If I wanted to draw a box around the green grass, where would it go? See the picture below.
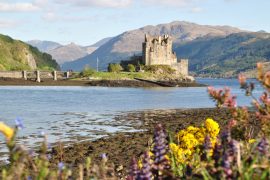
[89,71,157,80]
[74,71,170,80]
[0,34,59,71]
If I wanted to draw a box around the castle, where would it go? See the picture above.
[142,34,188,76]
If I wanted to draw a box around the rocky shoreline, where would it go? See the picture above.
[0,78,205,87]
[48,108,236,177]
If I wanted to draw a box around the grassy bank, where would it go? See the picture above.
[85,71,156,80]
[76,71,187,81]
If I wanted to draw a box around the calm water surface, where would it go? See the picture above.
[0,78,263,153]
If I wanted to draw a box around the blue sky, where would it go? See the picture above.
[0,0,269,46]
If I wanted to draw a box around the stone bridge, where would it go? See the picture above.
[0,70,73,82]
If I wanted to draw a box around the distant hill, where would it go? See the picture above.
[48,43,90,65]
[28,37,112,65]
[174,32,270,77]
[62,21,245,71]
[27,40,62,52]
[89,37,113,47]
[0,34,59,71]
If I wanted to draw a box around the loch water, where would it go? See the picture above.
[0,78,264,153]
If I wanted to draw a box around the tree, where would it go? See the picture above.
[80,65,96,77]
[108,63,123,73]
[127,64,136,72]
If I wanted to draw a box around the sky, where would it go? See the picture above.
[0,0,269,46]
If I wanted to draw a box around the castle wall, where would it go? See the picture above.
[171,59,188,76]
[143,35,177,66]
[142,34,189,76]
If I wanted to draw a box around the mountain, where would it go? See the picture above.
[174,32,270,77]
[48,43,90,65]
[89,37,113,47]
[62,21,245,71]
[28,37,112,65]
[27,40,62,52]
[0,34,59,71]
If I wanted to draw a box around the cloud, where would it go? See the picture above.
[42,12,57,21]
[0,2,40,12]
[143,0,198,7]
[33,0,49,7]
[0,19,19,28]
[42,11,99,23]
[54,0,132,8]
[190,7,203,13]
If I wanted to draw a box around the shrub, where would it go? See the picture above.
[0,121,117,179]
[127,64,136,72]
[128,62,270,179]
[107,63,123,73]
[143,65,175,74]
[80,65,96,77]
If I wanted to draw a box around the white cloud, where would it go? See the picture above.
[0,2,40,12]
[42,12,57,21]
[190,7,203,13]
[0,19,18,28]
[54,0,132,8]
[42,11,99,23]
[144,0,197,7]
[33,0,49,7]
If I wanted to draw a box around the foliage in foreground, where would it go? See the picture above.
[1,62,270,179]
[127,62,270,179]
[0,123,117,179]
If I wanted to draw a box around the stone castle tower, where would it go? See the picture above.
[142,34,188,76]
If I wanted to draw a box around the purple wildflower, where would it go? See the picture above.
[47,154,52,160]
[58,162,65,171]
[201,135,213,161]
[204,135,212,152]
[128,157,139,180]
[213,143,222,167]
[15,117,24,129]
[153,124,168,171]
[257,137,269,155]
[100,153,108,163]
[139,151,152,180]
[222,151,233,179]
[221,129,231,144]
[101,153,107,159]
[228,140,239,155]
[225,139,240,165]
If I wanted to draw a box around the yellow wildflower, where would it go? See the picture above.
[170,118,220,164]
[180,133,199,149]
[170,143,194,163]
[194,127,206,144]
[138,159,143,169]
[248,139,256,144]
[205,118,220,138]
[186,126,200,134]
[0,122,14,141]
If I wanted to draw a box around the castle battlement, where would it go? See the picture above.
[142,34,188,76]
